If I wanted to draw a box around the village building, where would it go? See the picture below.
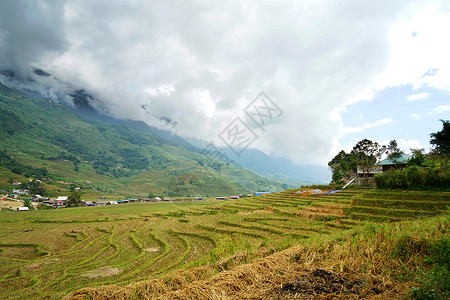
[12,189,29,195]
[355,154,412,185]
[44,196,68,208]
[139,198,161,202]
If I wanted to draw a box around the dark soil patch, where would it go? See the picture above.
[278,269,363,296]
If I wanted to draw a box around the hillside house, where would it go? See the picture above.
[355,154,412,185]
[17,207,30,212]
[44,196,68,208]
[375,154,412,172]
[139,198,162,202]
[13,189,29,195]
[95,201,118,206]
[56,196,68,203]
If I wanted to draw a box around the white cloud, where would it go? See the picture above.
[427,105,450,115]
[341,118,393,134]
[406,92,430,101]
[371,3,450,92]
[410,113,422,120]
[397,139,426,152]
[1,0,449,166]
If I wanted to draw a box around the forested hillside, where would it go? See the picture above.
[0,82,282,197]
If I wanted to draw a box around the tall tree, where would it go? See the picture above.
[23,198,34,210]
[408,148,426,166]
[386,140,404,164]
[21,180,45,196]
[67,190,84,207]
[430,120,450,155]
[328,150,356,183]
[351,139,385,185]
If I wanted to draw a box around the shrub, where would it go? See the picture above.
[410,237,450,300]
[392,235,429,262]
[375,160,450,190]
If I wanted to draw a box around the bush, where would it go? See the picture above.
[410,237,450,300]
[37,204,55,210]
[392,235,429,262]
[375,160,450,190]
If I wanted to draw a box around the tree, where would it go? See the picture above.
[23,198,34,210]
[408,148,426,166]
[430,120,450,155]
[385,140,404,164]
[67,190,84,207]
[351,139,385,185]
[328,150,356,183]
[21,180,45,196]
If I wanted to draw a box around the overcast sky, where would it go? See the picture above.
[0,0,449,166]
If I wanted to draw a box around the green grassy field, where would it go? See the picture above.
[0,188,449,299]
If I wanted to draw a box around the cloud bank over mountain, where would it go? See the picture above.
[1,0,449,165]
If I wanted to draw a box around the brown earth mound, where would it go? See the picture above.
[237,209,274,216]
[81,266,123,279]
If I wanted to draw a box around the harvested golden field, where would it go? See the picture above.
[0,199,24,210]
[1,188,448,299]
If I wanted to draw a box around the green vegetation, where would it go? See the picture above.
[375,159,450,190]
[0,188,448,299]
[374,120,450,191]
[330,121,449,191]
[328,139,391,184]
[23,198,33,210]
[430,119,450,155]
[410,237,449,300]
[67,190,84,207]
[0,150,48,180]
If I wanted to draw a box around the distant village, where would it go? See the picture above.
[1,151,416,212]
[1,184,271,211]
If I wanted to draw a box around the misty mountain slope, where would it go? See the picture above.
[0,81,283,196]
[186,137,330,185]
[221,148,331,185]
[73,109,202,154]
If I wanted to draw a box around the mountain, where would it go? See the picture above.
[0,81,284,197]
[221,148,330,186]
[186,137,331,186]
[71,108,202,154]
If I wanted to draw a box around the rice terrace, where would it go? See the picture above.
[1,187,448,299]
[2,1,450,299]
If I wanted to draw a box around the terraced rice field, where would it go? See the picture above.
[0,188,448,299]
